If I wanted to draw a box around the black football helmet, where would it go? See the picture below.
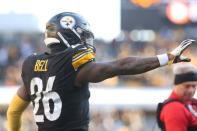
[44,12,94,48]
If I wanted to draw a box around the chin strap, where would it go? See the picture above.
[44,38,60,47]
[44,34,71,48]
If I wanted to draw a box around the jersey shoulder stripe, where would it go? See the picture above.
[72,49,94,61]
[72,46,95,70]
[72,52,95,70]
[72,44,96,71]
[72,48,93,59]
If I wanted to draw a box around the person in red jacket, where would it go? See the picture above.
[159,63,197,131]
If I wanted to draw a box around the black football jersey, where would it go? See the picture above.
[21,44,96,131]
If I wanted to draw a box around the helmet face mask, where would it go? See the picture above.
[44,12,94,48]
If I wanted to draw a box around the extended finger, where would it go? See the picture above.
[180,39,195,47]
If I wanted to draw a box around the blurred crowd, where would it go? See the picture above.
[89,108,149,131]
[0,29,197,88]
[0,106,158,131]
[0,32,45,86]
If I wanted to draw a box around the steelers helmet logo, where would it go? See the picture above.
[60,16,76,29]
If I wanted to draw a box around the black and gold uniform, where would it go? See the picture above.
[21,44,95,131]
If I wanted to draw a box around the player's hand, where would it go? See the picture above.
[168,39,195,64]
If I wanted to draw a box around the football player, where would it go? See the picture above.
[7,12,195,131]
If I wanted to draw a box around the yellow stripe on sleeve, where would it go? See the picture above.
[72,53,95,70]
[73,48,93,59]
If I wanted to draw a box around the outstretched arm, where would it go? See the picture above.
[75,39,195,85]
[76,55,168,84]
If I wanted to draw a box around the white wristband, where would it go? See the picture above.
[157,54,169,66]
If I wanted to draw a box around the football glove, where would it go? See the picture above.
[168,39,195,64]
[157,39,195,66]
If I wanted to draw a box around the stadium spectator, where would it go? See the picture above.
[157,63,197,131]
